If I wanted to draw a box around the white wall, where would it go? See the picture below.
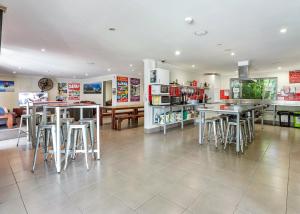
[0,73,144,111]
[0,74,79,110]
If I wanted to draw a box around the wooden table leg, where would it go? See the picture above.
[100,107,103,126]
[6,114,13,129]
[134,108,138,125]
[111,109,116,129]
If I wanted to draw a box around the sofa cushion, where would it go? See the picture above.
[0,107,5,115]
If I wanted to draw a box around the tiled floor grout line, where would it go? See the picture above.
[233,127,273,213]
[8,158,29,214]
[134,193,158,212]
[285,129,292,214]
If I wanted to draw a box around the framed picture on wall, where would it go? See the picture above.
[150,70,157,83]
[0,80,15,92]
[83,82,102,94]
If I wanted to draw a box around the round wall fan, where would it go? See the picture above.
[38,78,54,91]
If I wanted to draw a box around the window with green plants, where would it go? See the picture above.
[230,78,277,100]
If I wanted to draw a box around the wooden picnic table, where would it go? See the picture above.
[100,105,144,129]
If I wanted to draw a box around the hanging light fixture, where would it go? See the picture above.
[0,5,7,53]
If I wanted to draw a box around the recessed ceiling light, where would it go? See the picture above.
[184,17,194,24]
[175,50,181,56]
[194,30,208,37]
[41,48,46,52]
[231,52,235,56]
[12,71,17,74]
[129,64,133,67]
[18,66,22,70]
[107,68,111,72]
[108,27,116,31]
[132,69,135,72]
[280,28,287,34]
[85,73,89,76]
[277,66,282,70]
[192,65,195,68]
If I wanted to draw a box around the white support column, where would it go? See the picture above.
[143,59,156,132]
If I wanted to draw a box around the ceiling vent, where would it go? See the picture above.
[238,60,250,79]
[0,5,7,52]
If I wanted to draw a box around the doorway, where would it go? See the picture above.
[103,80,112,106]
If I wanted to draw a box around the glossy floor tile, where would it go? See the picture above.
[0,124,299,213]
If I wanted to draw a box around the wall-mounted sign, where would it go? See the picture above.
[68,83,80,100]
[130,78,140,102]
[83,82,102,94]
[117,76,128,102]
[0,80,14,92]
[289,70,300,83]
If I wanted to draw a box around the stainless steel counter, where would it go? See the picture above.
[197,103,266,153]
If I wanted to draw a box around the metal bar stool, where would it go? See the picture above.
[224,120,247,152]
[79,118,96,158]
[32,124,58,172]
[64,123,90,170]
[17,114,33,147]
[203,117,220,148]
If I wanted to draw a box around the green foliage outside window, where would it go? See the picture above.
[230,78,277,100]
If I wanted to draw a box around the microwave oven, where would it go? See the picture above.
[152,95,170,105]
[151,84,169,94]
[171,96,182,105]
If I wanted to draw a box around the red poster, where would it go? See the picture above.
[289,70,300,83]
[117,76,128,102]
[192,80,198,87]
[68,83,80,100]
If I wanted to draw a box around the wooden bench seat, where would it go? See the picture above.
[115,113,144,130]
[100,110,133,126]
[115,114,134,130]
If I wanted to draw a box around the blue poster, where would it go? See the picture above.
[0,80,15,92]
[83,82,102,94]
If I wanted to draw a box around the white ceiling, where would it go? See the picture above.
[0,0,300,78]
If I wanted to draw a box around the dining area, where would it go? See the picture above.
[16,101,101,173]
[100,104,144,130]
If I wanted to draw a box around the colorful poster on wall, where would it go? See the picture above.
[68,83,80,101]
[0,80,15,92]
[56,83,68,101]
[83,82,102,94]
[130,78,140,102]
[117,76,128,102]
[289,70,300,83]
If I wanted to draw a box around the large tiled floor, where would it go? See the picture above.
[0,124,300,214]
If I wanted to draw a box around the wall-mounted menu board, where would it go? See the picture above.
[117,76,128,102]
[230,77,277,100]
